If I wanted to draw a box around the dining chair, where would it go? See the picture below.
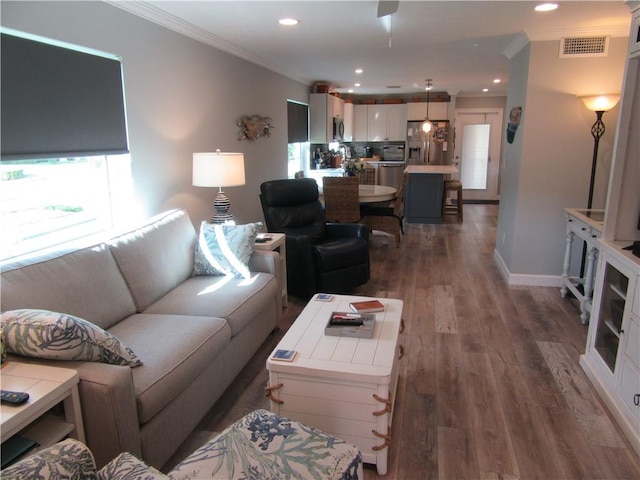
[357,166,376,185]
[322,176,361,223]
[360,172,408,247]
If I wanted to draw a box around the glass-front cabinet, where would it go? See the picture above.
[593,262,629,373]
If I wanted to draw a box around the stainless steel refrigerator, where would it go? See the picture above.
[406,120,451,165]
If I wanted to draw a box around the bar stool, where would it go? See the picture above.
[442,180,463,223]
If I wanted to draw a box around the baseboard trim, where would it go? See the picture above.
[493,249,562,287]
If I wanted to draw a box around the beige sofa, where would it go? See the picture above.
[0,209,282,469]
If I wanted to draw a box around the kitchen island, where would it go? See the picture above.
[404,165,459,224]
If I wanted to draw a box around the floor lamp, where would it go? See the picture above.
[577,94,620,277]
[579,94,620,210]
[193,150,246,224]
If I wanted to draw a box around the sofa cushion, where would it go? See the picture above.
[1,438,97,480]
[1,309,142,367]
[142,273,278,337]
[0,244,136,330]
[108,209,197,312]
[192,222,262,278]
[107,313,230,424]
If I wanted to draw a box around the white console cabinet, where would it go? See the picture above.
[579,2,640,457]
[580,248,639,455]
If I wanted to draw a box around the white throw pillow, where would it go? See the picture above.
[192,222,262,278]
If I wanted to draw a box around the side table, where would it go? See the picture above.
[561,208,604,324]
[254,233,288,307]
[1,361,85,458]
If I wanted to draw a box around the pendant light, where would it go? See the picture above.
[422,78,433,133]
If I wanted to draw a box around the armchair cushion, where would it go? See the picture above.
[1,438,97,480]
[98,452,168,480]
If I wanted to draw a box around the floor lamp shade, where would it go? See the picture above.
[193,150,246,224]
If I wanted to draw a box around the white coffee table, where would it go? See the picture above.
[266,294,404,475]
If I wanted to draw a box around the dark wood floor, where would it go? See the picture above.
[171,205,640,479]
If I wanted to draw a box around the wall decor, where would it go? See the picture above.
[237,114,274,141]
[506,106,522,144]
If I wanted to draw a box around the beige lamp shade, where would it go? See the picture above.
[579,94,620,112]
[192,150,245,187]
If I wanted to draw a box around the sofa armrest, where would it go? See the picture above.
[326,223,370,240]
[74,362,142,469]
[248,249,278,275]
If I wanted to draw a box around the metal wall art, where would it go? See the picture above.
[237,114,274,141]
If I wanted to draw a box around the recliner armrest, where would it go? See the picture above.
[326,223,370,241]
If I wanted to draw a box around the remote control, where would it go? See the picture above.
[0,390,30,406]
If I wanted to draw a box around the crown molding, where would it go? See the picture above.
[104,1,309,86]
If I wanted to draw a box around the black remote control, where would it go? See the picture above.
[0,390,30,406]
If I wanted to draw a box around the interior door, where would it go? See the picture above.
[453,108,503,201]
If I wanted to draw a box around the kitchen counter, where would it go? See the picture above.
[404,165,459,175]
[404,164,459,224]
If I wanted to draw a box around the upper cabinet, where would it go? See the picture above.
[310,93,344,143]
[343,102,354,142]
[353,104,407,142]
[406,102,449,121]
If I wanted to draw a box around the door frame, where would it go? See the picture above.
[453,108,503,201]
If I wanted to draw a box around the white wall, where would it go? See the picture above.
[1,1,310,227]
[496,37,628,284]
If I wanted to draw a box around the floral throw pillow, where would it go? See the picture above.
[1,309,142,367]
[192,222,262,279]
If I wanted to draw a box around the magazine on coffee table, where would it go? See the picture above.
[324,312,375,339]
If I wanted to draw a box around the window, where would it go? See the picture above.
[288,143,310,179]
[0,154,134,261]
[287,100,309,178]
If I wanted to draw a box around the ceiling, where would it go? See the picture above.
[109,1,632,97]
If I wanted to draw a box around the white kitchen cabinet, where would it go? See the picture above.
[387,104,407,141]
[343,102,354,142]
[367,105,388,141]
[310,93,344,143]
[406,102,449,121]
[353,104,368,141]
[355,104,407,142]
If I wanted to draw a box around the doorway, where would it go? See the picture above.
[453,108,503,202]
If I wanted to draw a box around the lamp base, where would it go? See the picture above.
[211,190,235,224]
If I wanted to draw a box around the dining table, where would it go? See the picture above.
[319,184,397,204]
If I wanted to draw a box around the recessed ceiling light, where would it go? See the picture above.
[482,88,489,92]
[278,18,299,26]
[354,83,361,87]
[535,3,558,12]
[355,68,363,74]
[348,89,354,93]
[493,78,501,84]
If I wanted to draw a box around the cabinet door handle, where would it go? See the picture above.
[634,394,639,406]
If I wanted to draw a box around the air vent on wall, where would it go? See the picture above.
[560,36,609,58]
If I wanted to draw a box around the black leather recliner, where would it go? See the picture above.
[260,178,370,299]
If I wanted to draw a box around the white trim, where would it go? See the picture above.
[493,249,563,287]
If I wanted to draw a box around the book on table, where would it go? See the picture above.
[349,299,385,313]
[325,312,375,339]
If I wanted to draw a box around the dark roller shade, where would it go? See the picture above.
[1,32,129,160]
[287,100,309,143]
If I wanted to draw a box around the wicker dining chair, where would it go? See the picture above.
[357,166,376,185]
[360,172,408,247]
[322,176,361,224]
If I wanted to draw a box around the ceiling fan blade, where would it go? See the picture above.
[377,0,399,18]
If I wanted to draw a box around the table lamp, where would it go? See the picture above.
[193,150,246,224]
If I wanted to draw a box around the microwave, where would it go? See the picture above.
[332,117,345,142]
